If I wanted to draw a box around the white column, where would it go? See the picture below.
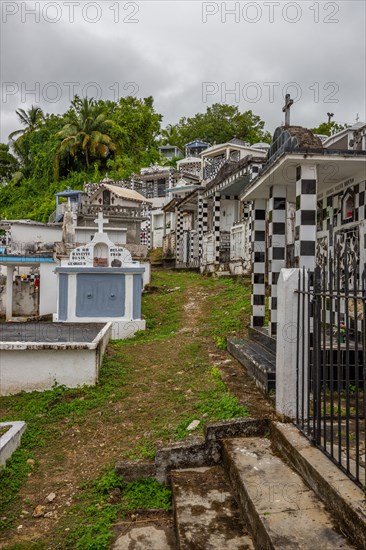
[6,266,14,321]
[39,263,57,316]
[276,268,309,420]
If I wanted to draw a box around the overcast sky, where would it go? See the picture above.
[1,0,365,143]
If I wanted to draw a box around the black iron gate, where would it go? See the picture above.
[296,256,366,487]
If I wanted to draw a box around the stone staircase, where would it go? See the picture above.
[228,327,276,393]
[112,419,365,549]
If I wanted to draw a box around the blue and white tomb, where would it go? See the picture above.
[54,213,146,339]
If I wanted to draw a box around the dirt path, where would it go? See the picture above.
[1,274,273,548]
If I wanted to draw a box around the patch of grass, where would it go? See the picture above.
[175,367,248,439]
[0,448,36,529]
[0,425,10,437]
[4,544,46,550]
[214,336,227,350]
[121,478,171,510]
[60,468,171,550]
[116,271,201,344]
[126,439,156,460]
[0,369,130,523]
[202,277,251,339]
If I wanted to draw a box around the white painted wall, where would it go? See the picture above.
[140,261,151,287]
[39,263,58,316]
[152,228,164,248]
[220,200,238,231]
[0,348,97,395]
[276,269,309,420]
[75,228,127,245]
[0,324,111,395]
[11,224,62,253]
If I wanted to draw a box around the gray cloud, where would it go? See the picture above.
[1,0,365,142]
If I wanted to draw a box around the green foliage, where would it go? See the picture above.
[121,478,171,510]
[0,144,19,184]
[56,97,117,174]
[214,336,227,350]
[93,469,124,495]
[0,96,162,221]
[310,120,348,137]
[166,103,271,149]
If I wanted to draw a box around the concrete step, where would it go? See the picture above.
[227,337,276,393]
[171,466,254,549]
[112,523,176,549]
[222,437,354,550]
[248,326,277,354]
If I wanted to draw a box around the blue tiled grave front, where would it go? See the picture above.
[76,273,125,317]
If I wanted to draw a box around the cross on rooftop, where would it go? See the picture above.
[94,211,109,233]
[282,94,294,126]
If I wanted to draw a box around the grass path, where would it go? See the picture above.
[0,270,273,549]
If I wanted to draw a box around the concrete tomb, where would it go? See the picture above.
[0,322,111,396]
[54,213,146,339]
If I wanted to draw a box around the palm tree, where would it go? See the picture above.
[161,124,180,146]
[8,106,44,141]
[56,98,116,173]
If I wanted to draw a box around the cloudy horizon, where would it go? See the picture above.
[1,0,365,143]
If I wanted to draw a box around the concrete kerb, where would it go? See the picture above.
[271,422,366,550]
[0,421,27,467]
[115,418,269,486]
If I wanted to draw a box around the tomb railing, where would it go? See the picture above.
[81,204,148,219]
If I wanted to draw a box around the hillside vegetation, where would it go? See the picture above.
[0,100,271,222]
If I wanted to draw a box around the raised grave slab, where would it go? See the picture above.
[0,421,26,466]
[0,322,111,395]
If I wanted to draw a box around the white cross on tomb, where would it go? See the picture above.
[282,94,294,126]
[94,212,109,233]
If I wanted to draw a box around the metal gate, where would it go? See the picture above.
[295,254,366,487]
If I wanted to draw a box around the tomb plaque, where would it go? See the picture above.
[94,257,109,267]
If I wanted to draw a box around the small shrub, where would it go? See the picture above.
[214,336,227,350]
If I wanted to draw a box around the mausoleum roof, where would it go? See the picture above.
[103,184,151,203]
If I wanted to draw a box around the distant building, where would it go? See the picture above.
[185,140,210,157]
[159,144,184,160]
[177,156,202,177]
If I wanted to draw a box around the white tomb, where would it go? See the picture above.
[54,213,146,339]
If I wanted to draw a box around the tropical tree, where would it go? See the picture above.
[56,97,117,175]
[0,144,19,184]
[8,106,44,141]
[161,124,180,146]
[172,104,271,149]
[310,120,349,137]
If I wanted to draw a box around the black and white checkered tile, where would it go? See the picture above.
[268,185,287,337]
[295,166,318,271]
[214,192,221,263]
[175,208,183,262]
[251,199,267,328]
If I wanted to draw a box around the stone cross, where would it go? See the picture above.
[282,94,294,126]
[94,211,109,233]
